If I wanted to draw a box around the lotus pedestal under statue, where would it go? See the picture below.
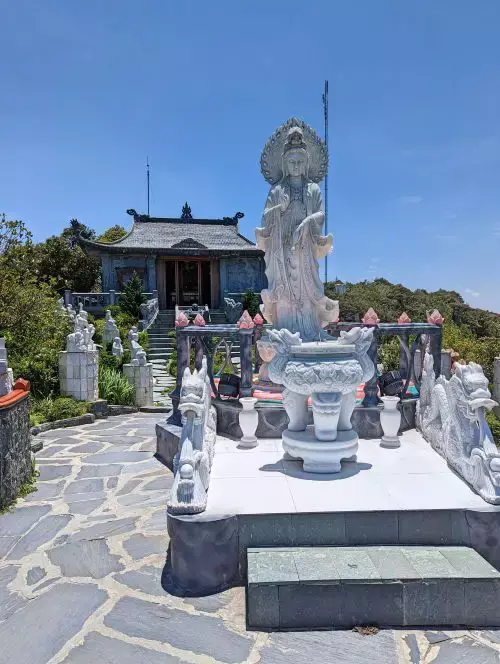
[268,328,374,473]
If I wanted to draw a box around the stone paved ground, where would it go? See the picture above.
[1,413,500,663]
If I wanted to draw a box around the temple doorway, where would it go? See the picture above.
[163,259,212,308]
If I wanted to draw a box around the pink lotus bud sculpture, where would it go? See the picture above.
[362,308,380,325]
[193,313,206,327]
[397,312,412,324]
[427,309,444,325]
[237,310,255,329]
[253,313,264,326]
[175,311,189,328]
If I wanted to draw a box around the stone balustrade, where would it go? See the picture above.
[64,289,157,315]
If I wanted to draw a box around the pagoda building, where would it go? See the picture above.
[81,205,266,310]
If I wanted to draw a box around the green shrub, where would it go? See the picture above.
[98,365,134,405]
[138,330,149,352]
[242,289,260,316]
[30,396,89,425]
[118,273,146,319]
[99,349,122,371]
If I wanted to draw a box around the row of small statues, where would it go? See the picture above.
[59,301,148,366]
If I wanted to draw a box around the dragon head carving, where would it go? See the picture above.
[179,358,208,419]
[267,328,302,355]
[339,326,375,383]
[452,362,497,420]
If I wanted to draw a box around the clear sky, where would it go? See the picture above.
[1,1,499,311]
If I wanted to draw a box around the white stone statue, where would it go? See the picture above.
[128,328,143,363]
[111,336,124,359]
[256,118,338,341]
[417,351,500,504]
[66,331,86,352]
[168,357,217,514]
[102,309,120,346]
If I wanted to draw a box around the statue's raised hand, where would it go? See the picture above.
[279,191,290,212]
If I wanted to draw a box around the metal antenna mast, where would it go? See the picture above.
[322,80,329,284]
[146,157,150,216]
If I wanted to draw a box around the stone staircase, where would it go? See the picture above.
[146,309,236,406]
[247,546,500,630]
[147,311,176,407]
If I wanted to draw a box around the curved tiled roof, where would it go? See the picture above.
[82,216,261,255]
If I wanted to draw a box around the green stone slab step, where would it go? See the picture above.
[247,546,500,630]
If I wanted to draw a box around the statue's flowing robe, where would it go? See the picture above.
[256,179,338,340]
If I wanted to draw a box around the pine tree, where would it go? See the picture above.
[118,272,146,319]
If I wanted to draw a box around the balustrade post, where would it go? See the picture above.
[429,327,442,379]
[239,328,254,397]
[109,290,116,306]
[168,330,190,424]
[362,327,379,407]
[398,330,410,380]
[64,290,72,306]
[194,336,204,370]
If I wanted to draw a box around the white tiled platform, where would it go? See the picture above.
[206,430,500,516]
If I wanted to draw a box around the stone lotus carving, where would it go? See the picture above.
[256,119,338,341]
[398,312,412,324]
[193,313,206,327]
[427,309,444,325]
[168,357,217,515]
[224,298,243,324]
[362,308,380,325]
[175,311,189,328]
[417,351,500,504]
[237,310,255,329]
[253,313,264,326]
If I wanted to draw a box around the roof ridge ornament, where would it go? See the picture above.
[181,202,193,219]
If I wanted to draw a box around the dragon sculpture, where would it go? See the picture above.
[417,351,500,504]
[168,356,217,514]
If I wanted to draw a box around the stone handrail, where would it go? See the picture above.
[139,295,159,331]
[327,321,443,406]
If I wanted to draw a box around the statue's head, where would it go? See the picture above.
[282,127,308,178]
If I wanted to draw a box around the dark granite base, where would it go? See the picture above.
[166,508,500,596]
[214,398,417,440]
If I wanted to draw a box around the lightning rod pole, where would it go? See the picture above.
[322,80,329,285]
[147,157,150,216]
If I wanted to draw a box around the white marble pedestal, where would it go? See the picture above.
[282,426,358,473]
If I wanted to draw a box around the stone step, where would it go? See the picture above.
[247,546,500,630]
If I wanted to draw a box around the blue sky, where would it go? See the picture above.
[1,1,499,311]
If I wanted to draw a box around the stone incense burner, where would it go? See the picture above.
[268,327,374,473]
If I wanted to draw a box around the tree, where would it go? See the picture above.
[97,225,127,243]
[33,236,100,292]
[118,272,146,319]
[61,218,95,248]
[0,214,32,255]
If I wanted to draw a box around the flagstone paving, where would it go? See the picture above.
[1,413,500,663]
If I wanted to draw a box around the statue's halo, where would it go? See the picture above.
[260,117,328,185]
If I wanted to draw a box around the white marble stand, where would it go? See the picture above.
[59,350,99,401]
[123,362,154,407]
[282,426,358,473]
